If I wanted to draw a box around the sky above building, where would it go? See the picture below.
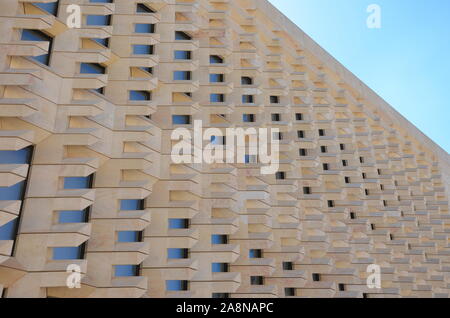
[269,0,450,153]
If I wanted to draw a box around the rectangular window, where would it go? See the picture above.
[212,263,229,273]
[210,74,224,83]
[86,15,111,26]
[297,130,305,139]
[114,265,140,277]
[271,114,281,122]
[285,288,296,296]
[340,144,345,151]
[211,235,228,244]
[63,175,93,189]
[210,94,225,103]
[53,245,85,260]
[21,29,53,65]
[327,200,335,208]
[168,248,189,259]
[133,44,153,55]
[172,115,191,125]
[250,276,264,285]
[243,114,255,123]
[59,209,89,223]
[120,199,145,211]
[319,129,325,137]
[80,63,105,74]
[345,177,351,184]
[136,3,155,13]
[166,280,189,291]
[135,23,155,33]
[295,113,303,121]
[303,187,311,195]
[118,231,142,243]
[321,146,327,153]
[210,55,224,64]
[168,219,190,229]
[174,50,191,60]
[270,96,280,104]
[173,71,191,81]
[241,77,253,85]
[242,95,254,103]
[129,90,151,101]
[283,262,294,270]
[323,163,329,171]
[175,31,191,40]
[93,38,109,47]
[299,149,307,157]
[249,249,263,258]
[342,160,348,167]
[276,172,286,180]
[0,220,18,241]
[33,1,59,15]
[312,273,321,281]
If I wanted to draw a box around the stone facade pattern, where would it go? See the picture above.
[0,0,449,298]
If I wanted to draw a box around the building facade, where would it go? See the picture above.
[0,0,449,298]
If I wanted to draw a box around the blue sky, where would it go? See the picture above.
[269,0,450,153]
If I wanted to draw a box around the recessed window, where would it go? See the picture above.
[210,74,224,83]
[136,3,155,13]
[362,173,367,179]
[323,163,329,171]
[312,273,321,281]
[299,149,307,157]
[133,44,153,55]
[244,155,257,164]
[92,37,109,47]
[53,245,85,260]
[360,157,365,164]
[21,29,53,65]
[274,132,283,140]
[174,50,191,60]
[250,276,264,285]
[242,95,254,103]
[169,219,190,229]
[175,31,192,40]
[276,172,286,180]
[365,189,370,195]
[59,209,89,224]
[283,262,294,270]
[303,187,311,195]
[210,55,224,64]
[249,249,263,258]
[63,175,93,189]
[120,199,145,211]
[345,177,351,184]
[210,94,225,103]
[295,113,303,121]
[211,234,228,244]
[320,146,327,153]
[243,114,255,123]
[318,129,325,137]
[130,90,151,101]
[0,147,33,164]
[297,130,305,139]
[342,160,348,167]
[135,23,155,33]
[114,265,140,277]
[0,220,18,241]
[241,77,253,85]
[118,231,142,243]
[80,63,105,74]
[340,144,345,151]
[285,288,296,296]
[272,114,281,122]
[166,280,189,291]
[33,1,59,15]
[173,71,191,81]
[338,284,345,291]
[168,248,189,259]
[172,115,191,125]
[86,15,111,26]
[270,96,280,104]
[327,200,335,208]
[212,263,229,273]
[350,212,356,219]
